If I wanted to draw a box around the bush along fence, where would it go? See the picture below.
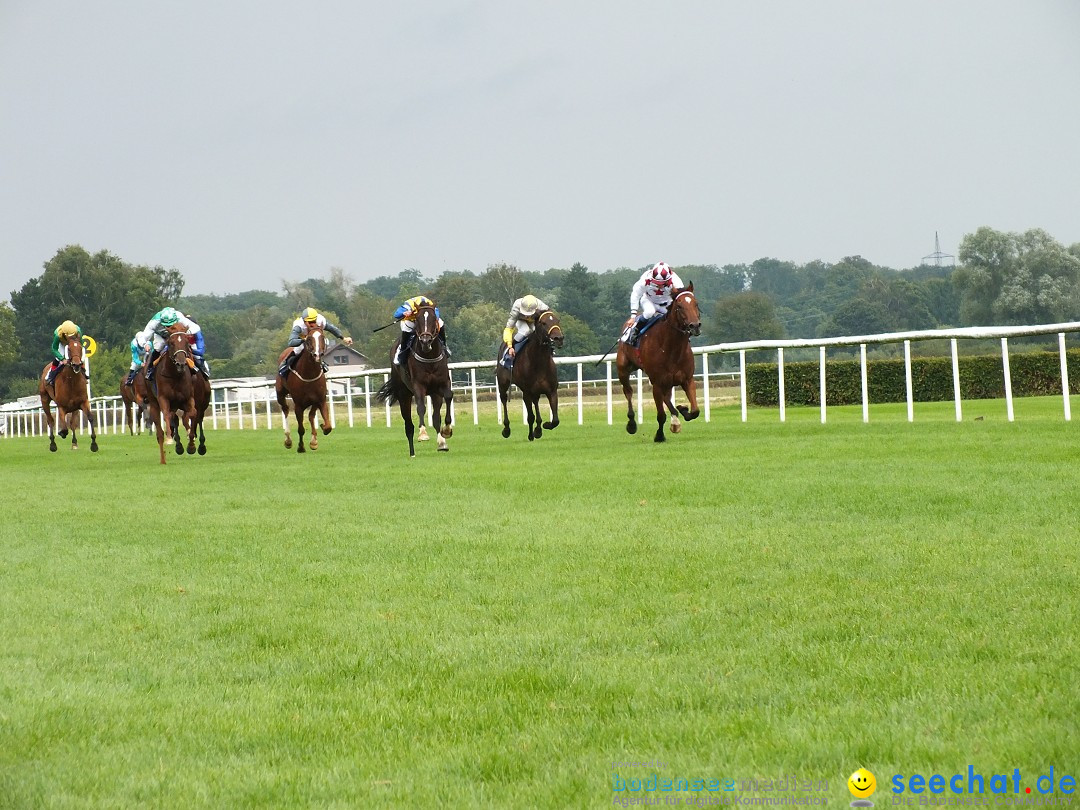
[746,349,1080,407]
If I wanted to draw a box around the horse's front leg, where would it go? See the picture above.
[56,406,70,439]
[542,387,560,431]
[652,385,669,443]
[430,394,449,452]
[440,390,453,439]
[308,405,322,451]
[147,402,167,465]
[83,403,99,452]
[617,369,637,435]
[498,374,512,439]
[159,399,176,446]
[277,389,293,449]
[526,396,540,441]
[415,389,430,444]
[677,375,700,421]
[319,398,332,436]
[296,405,307,453]
[183,404,197,454]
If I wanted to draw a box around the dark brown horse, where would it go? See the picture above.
[120,373,147,436]
[275,327,331,452]
[496,310,564,441]
[376,304,454,456]
[39,333,98,452]
[135,326,197,464]
[616,284,702,442]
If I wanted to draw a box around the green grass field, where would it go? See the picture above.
[2,398,1079,808]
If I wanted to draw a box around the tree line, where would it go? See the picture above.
[2,227,1078,401]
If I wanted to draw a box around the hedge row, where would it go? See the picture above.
[744,349,1080,406]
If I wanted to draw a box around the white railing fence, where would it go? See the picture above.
[3,321,1079,438]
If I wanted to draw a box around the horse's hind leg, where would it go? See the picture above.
[437,392,452,450]
[197,422,206,455]
[399,398,416,457]
[542,388,560,431]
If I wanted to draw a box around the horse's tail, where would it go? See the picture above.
[375,377,402,406]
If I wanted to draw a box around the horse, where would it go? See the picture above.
[496,309,564,441]
[135,326,198,464]
[616,283,702,442]
[169,361,211,455]
[38,333,98,452]
[120,373,148,436]
[375,304,454,456]
[275,327,332,453]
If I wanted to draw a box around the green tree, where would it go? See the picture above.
[430,271,481,319]
[708,292,785,343]
[953,227,1080,325]
[556,263,601,333]
[0,302,20,399]
[452,302,506,362]
[10,245,184,379]
[479,263,526,307]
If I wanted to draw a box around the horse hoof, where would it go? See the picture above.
[298,445,306,453]
[71,444,79,451]
[686,410,700,421]
[654,432,666,443]
[58,429,68,439]
[174,442,184,455]
[501,427,511,438]
[283,438,292,449]
[528,432,535,442]
[198,445,207,456]
[671,421,682,434]
[91,442,98,452]
[49,441,57,452]
[418,428,430,442]
[438,447,449,452]
[441,427,453,438]
[187,445,196,454]
[322,426,331,435]
[626,422,637,435]
[542,421,559,430]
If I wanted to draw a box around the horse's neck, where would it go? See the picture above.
[649,317,686,350]
[295,347,321,371]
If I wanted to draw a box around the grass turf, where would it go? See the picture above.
[1,398,1078,808]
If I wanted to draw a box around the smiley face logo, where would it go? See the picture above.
[848,768,877,799]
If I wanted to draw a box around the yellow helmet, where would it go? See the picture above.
[302,307,319,323]
[58,320,78,336]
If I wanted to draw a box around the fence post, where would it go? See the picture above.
[951,338,962,422]
[904,340,914,423]
[1001,337,1014,422]
[1059,333,1071,422]
[860,344,869,423]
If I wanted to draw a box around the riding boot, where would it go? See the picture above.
[125,369,137,386]
[500,345,513,369]
[394,334,413,366]
[279,353,296,378]
[439,326,452,356]
[146,351,159,382]
[45,362,59,386]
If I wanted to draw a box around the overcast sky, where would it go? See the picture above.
[2,1,1079,299]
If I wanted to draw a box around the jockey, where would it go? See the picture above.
[278,307,352,377]
[133,306,202,383]
[45,320,83,385]
[392,295,449,366]
[181,313,211,379]
[500,294,550,369]
[625,262,685,345]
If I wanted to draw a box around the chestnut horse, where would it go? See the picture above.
[275,327,331,452]
[616,284,702,442]
[135,326,197,464]
[496,309,564,441]
[38,333,98,452]
[376,304,454,456]
[169,363,211,455]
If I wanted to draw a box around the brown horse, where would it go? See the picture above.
[376,304,454,456]
[616,284,702,442]
[120,373,147,436]
[496,309,564,441]
[275,327,331,452]
[39,333,98,452]
[135,326,197,464]
[169,362,211,455]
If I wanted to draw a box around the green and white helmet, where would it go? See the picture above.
[159,307,179,326]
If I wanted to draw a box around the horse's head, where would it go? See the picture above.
[64,334,85,373]
[414,305,439,352]
[671,283,701,337]
[537,310,564,350]
[305,327,325,362]
[165,325,192,370]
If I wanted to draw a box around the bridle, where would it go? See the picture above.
[412,307,445,363]
[289,327,326,382]
[671,291,701,337]
[537,311,564,348]
[166,330,191,371]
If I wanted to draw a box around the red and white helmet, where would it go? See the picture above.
[649,262,673,288]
